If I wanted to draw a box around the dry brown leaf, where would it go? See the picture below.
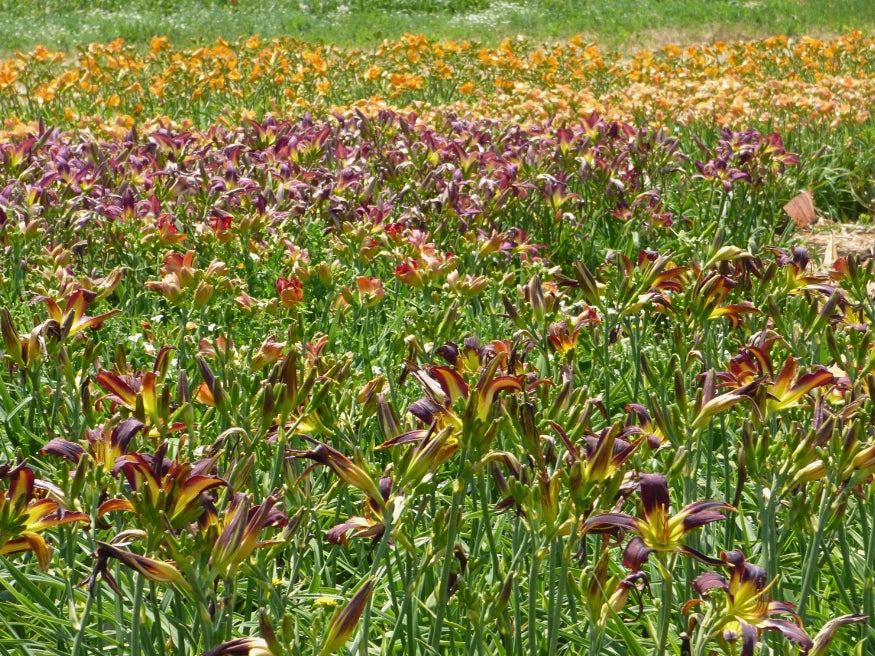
[784,190,816,228]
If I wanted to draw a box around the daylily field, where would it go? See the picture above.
[2,22,875,656]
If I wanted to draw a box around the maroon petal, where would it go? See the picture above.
[582,512,639,534]
[408,398,442,425]
[679,545,725,567]
[691,570,728,595]
[759,619,813,651]
[40,438,86,463]
[639,473,669,518]
[112,418,147,452]
[376,429,429,450]
[680,500,733,530]
[622,536,655,571]
[740,620,758,656]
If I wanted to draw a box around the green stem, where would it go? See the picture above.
[131,574,146,656]
[797,484,833,619]
[546,525,574,656]
[528,549,542,656]
[359,502,395,656]
[655,555,675,656]
[71,588,96,656]
[863,491,875,652]
[429,471,467,653]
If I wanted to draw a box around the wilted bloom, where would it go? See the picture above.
[291,440,384,510]
[325,477,391,546]
[583,473,732,570]
[0,464,90,570]
[583,551,650,629]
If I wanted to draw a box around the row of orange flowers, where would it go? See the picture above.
[1,31,873,138]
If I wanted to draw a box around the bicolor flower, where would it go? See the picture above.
[685,550,811,656]
[0,465,90,570]
[583,473,732,570]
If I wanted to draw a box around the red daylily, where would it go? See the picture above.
[276,276,304,308]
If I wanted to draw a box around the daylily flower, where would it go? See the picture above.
[694,341,835,428]
[276,276,304,308]
[94,346,176,423]
[355,276,385,307]
[34,288,121,340]
[205,492,288,579]
[40,416,146,471]
[89,540,191,595]
[552,420,645,513]
[100,444,225,530]
[685,550,812,656]
[0,464,90,570]
[249,335,286,372]
[583,473,732,570]
[325,478,392,547]
[424,350,524,423]
[291,439,385,510]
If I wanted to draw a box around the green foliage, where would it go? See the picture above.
[0,0,874,53]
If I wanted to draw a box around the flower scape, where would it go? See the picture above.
[0,26,875,656]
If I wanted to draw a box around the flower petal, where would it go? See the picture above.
[639,473,669,518]
[759,619,813,651]
[582,512,639,534]
[622,536,655,570]
[808,614,867,656]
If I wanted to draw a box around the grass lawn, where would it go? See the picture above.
[1,0,874,53]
